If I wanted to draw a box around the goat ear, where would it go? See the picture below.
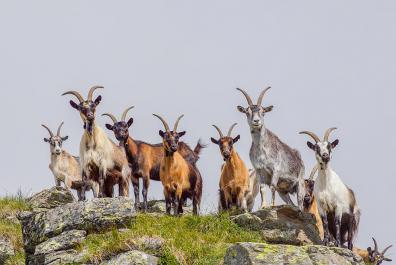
[44,138,49,142]
[69,100,80,110]
[105,124,113,131]
[264,105,274,113]
[94,95,102,106]
[62,136,69,141]
[331,139,339,149]
[211,137,219,145]
[233,135,241,143]
[178,131,186,137]
[159,130,165,138]
[127,118,134,127]
[237,106,247,113]
[307,141,316,150]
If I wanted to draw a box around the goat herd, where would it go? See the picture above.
[41,85,392,264]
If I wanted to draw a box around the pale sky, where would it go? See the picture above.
[0,0,395,255]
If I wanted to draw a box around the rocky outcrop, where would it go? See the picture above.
[18,187,139,265]
[0,237,14,263]
[232,205,322,246]
[100,250,158,265]
[223,242,364,265]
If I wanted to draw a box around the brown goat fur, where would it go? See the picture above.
[154,114,203,215]
[303,179,324,239]
[103,107,204,210]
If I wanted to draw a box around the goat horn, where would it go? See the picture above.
[56,121,64,136]
[101,113,118,124]
[309,164,320,180]
[61,91,84,103]
[257,86,271,106]
[227,123,237,137]
[173,114,184,132]
[212,125,224,138]
[372,238,379,253]
[381,245,393,255]
[121,106,134,122]
[236,88,253,106]
[41,124,54,137]
[323,127,337,142]
[87,85,104,101]
[153,114,170,132]
[299,131,321,143]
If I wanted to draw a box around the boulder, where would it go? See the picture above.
[0,237,14,263]
[34,229,87,255]
[232,205,321,245]
[146,200,192,215]
[223,242,364,265]
[20,197,136,252]
[28,186,75,212]
[28,249,86,265]
[101,250,158,265]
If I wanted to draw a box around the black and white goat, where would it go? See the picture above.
[300,128,360,250]
[237,87,305,210]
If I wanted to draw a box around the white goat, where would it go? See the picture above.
[62,86,131,199]
[300,127,360,250]
[42,122,96,200]
[237,87,305,210]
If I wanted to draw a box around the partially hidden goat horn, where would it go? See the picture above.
[61,91,84,103]
[87,85,104,101]
[173,114,184,132]
[121,106,134,122]
[299,131,321,143]
[102,113,118,124]
[212,125,224,138]
[227,123,237,137]
[323,127,337,142]
[56,122,64,136]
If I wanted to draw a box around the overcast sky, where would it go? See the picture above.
[0,0,395,254]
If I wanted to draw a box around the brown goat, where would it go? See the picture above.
[211,123,250,212]
[102,106,204,210]
[154,114,203,215]
[353,238,393,264]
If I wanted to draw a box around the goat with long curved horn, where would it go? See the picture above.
[256,86,271,106]
[153,114,170,132]
[227,123,237,137]
[173,115,184,132]
[42,124,54,137]
[56,122,64,136]
[299,131,321,143]
[212,125,224,138]
[121,106,134,121]
[236,88,253,106]
[102,113,118,124]
[61,91,84,103]
[324,127,337,142]
[87,85,104,101]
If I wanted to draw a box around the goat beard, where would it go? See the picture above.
[84,120,94,135]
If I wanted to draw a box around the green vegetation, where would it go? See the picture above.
[0,192,30,265]
[80,213,262,265]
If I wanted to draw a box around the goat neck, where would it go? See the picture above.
[251,124,268,143]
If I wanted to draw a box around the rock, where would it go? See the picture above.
[147,200,192,215]
[28,249,86,265]
[20,197,135,253]
[28,186,75,212]
[138,236,164,251]
[101,250,158,265]
[34,229,86,255]
[0,237,14,263]
[232,205,321,245]
[223,242,364,265]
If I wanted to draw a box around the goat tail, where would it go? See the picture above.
[193,139,207,159]
[352,208,361,242]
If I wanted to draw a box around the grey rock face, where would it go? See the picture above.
[0,237,14,263]
[232,205,322,245]
[28,186,75,212]
[100,250,159,265]
[34,229,87,255]
[223,242,364,265]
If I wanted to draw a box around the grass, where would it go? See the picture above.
[80,213,262,265]
[0,191,30,265]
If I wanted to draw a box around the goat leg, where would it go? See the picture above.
[320,213,330,246]
[164,190,172,214]
[131,176,140,209]
[98,169,105,198]
[347,214,354,250]
[142,177,149,212]
[259,183,267,209]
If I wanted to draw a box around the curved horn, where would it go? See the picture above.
[309,164,320,180]
[227,123,237,137]
[56,122,64,136]
[236,88,253,106]
[299,131,321,143]
[121,106,134,121]
[61,91,84,103]
[381,245,393,255]
[323,127,337,142]
[41,124,54,137]
[373,238,379,253]
[257,86,271,106]
[101,113,118,124]
[87,85,104,101]
[212,125,224,138]
[173,114,184,132]
[153,114,170,132]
